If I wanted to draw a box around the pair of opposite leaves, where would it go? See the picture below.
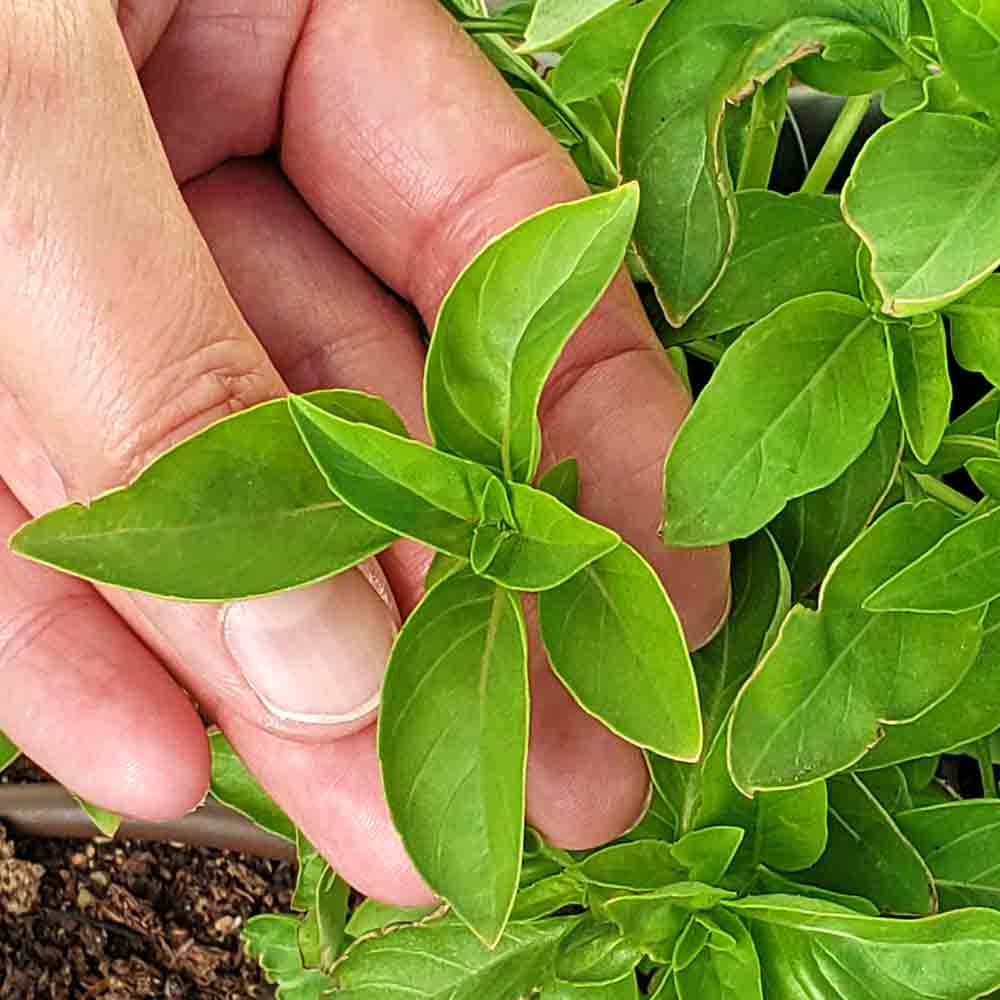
[11,184,704,946]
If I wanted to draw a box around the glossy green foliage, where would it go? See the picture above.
[378,568,528,945]
[425,186,637,484]
[541,976,639,999]
[797,774,936,914]
[76,798,122,838]
[674,910,762,1000]
[343,900,439,939]
[554,919,643,986]
[620,1,907,325]
[0,731,19,774]
[729,503,985,791]
[536,458,581,509]
[843,112,1000,316]
[521,0,625,51]
[242,915,336,1000]
[538,543,702,760]
[924,0,1000,119]
[675,193,862,343]
[730,895,1000,999]
[571,841,685,892]
[663,294,892,546]
[948,276,1000,385]
[9,391,400,599]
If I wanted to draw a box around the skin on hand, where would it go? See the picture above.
[0,0,729,903]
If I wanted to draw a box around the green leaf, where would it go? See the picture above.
[752,868,879,915]
[570,841,686,892]
[896,800,1000,909]
[672,917,709,972]
[521,0,624,51]
[242,914,337,1000]
[537,458,580,510]
[0,731,19,774]
[538,542,701,760]
[855,599,1000,767]
[541,976,639,1000]
[554,919,643,987]
[858,764,913,814]
[729,502,985,791]
[968,457,1000,496]
[511,873,587,921]
[378,568,528,946]
[949,388,1000,438]
[424,552,464,592]
[670,827,745,885]
[675,910,763,1000]
[9,391,399,600]
[730,894,1000,999]
[344,899,440,939]
[924,0,1000,120]
[866,504,1000,612]
[475,482,619,592]
[331,917,574,999]
[886,317,952,464]
[675,193,862,344]
[288,395,494,559]
[948,276,1000,385]
[75,797,122,838]
[620,5,907,325]
[293,838,348,970]
[914,433,1000,476]
[663,293,892,546]
[424,185,638,484]
[797,774,936,914]
[208,729,296,844]
[842,112,1000,317]
[770,404,903,598]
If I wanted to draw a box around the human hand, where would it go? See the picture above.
[0,0,729,903]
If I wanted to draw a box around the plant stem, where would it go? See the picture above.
[908,472,977,515]
[684,339,725,364]
[800,95,871,195]
[460,17,527,35]
[737,69,791,190]
[977,738,998,798]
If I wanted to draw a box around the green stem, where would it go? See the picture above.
[460,17,528,35]
[800,95,871,195]
[737,69,791,191]
[684,339,725,364]
[908,473,977,515]
[977,738,998,798]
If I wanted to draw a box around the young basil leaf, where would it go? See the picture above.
[424,185,638,484]
[475,482,619,592]
[537,458,581,510]
[378,567,528,946]
[675,193,862,344]
[295,843,349,971]
[292,830,327,913]
[865,505,1000,613]
[752,868,880,916]
[514,88,580,147]
[570,841,686,892]
[729,894,1000,999]
[912,433,1000,476]
[424,552,464,593]
[331,917,575,999]
[554,918,643,987]
[842,112,1000,317]
[510,873,587,921]
[886,317,952,464]
[670,827,745,885]
[967,457,1000,497]
[674,910,763,1000]
[242,914,337,1000]
[663,293,892,546]
[857,764,913,814]
[343,898,440,939]
[854,599,1000,768]
[75,798,122,839]
[796,774,936,915]
[538,542,701,760]
[671,917,709,973]
[541,974,639,999]
[923,0,1000,120]
[620,5,906,325]
[896,800,1000,909]
[649,972,680,1000]
[9,391,400,600]
[771,404,903,598]
[948,276,1000,386]
[208,729,296,844]
[288,395,494,559]
[729,503,985,792]
[0,731,17,775]
[520,0,625,51]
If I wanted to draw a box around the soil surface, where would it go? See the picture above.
[1,759,294,999]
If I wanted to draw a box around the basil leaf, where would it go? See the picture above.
[75,798,121,838]
[886,317,952,464]
[570,841,686,892]
[554,919,643,987]
[663,293,892,546]
[510,873,587,921]
[914,433,1000,476]
[424,552,464,592]
[967,457,1000,496]
[378,568,528,946]
[865,504,1000,612]
[538,542,701,760]
[476,482,619,592]
[9,391,399,600]
[295,854,349,970]
[896,800,1000,909]
[288,395,494,559]
[672,917,709,972]
[675,910,762,1000]
[752,868,880,916]
[949,388,1000,438]
[541,975,639,999]
[243,914,336,999]
[343,899,439,939]
[675,193,862,344]
[924,0,1000,120]
[842,112,1000,317]
[729,894,1000,999]
[855,599,1000,768]
[425,185,638,484]
[729,503,985,792]
[537,458,581,510]
[0,731,19,775]
[208,729,296,844]
[521,0,625,51]
[858,764,913,814]
[797,774,936,914]
[771,404,903,598]
[332,917,574,999]
[948,276,1000,386]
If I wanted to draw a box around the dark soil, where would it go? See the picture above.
[1,759,294,1000]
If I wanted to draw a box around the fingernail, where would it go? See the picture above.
[223,561,399,725]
